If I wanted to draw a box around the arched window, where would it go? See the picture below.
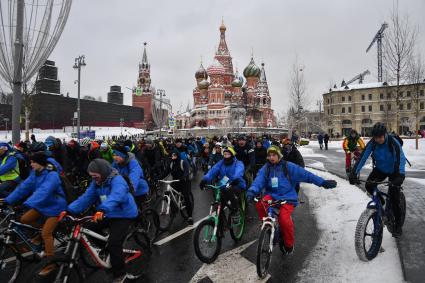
[342,119,352,125]
[362,118,372,124]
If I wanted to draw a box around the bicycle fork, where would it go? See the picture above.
[207,203,221,242]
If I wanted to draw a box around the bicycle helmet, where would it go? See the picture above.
[81,137,92,147]
[100,142,109,151]
[371,122,387,137]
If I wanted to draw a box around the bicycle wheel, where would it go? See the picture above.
[136,208,160,246]
[180,192,194,220]
[355,208,383,261]
[123,232,147,280]
[400,191,406,227]
[156,196,174,232]
[193,219,221,263]
[0,243,21,283]
[30,255,82,283]
[256,225,273,279]
[229,205,246,241]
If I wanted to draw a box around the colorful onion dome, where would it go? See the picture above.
[195,63,208,80]
[207,59,225,76]
[243,57,261,78]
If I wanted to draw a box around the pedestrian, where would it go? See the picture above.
[317,133,324,150]
[324,133,330,150]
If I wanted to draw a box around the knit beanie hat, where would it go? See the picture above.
[267,145,283,159]
[30,151,48,166]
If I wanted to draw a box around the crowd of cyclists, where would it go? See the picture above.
[0,120,407,282]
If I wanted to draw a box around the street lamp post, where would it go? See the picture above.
[73,55,86,141]
[156,89,165,138]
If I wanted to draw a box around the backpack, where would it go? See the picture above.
[121,174,136,196]
[170,159,184,171]
[46,162,77,204]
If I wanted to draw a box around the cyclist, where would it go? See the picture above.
[350,122,406,237]
[200,146,246,223]
[208,142,223,169]
[100,142,114,163]
[234,135,255,184]
[13,141,31,180]
[164,150,193,225]
[0,141,21,197]
[111,144,149,206]
[139,137,163,179]
[60,158,138,283]
[174,138,189,161]
[247,145,337,254]
[343,129,365,174]
[1,151,67,276]
[254,139,267,177]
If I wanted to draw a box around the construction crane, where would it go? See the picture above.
[366,23,388,83]
[345,70,371,86]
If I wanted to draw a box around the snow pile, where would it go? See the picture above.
[298,146,326,158]
[296,169,403,283]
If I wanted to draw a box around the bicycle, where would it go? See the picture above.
[346,148,361,179]
[193,184,246,263]
[0,207,68,283]
[254,197,290,279]
[156,179,194,231]
[133,206,160,249]
[31,215,145,283]
[355,181,406,261]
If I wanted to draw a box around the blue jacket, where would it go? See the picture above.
[0,153,19,179]
[248,160,325,205]
[112,157,149,196]
[355,135,406,175]
[47,157,63,175]
[202,158,246,190]
[317,134,324,143]
[67,173,138,219]
[6,169,67,217]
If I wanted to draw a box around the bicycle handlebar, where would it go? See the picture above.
[61,215,94,224]
[253,197,287,206]
[205,184,228,190]
[159,179,180,184]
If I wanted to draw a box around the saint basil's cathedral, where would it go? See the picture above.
[178,21,275,129]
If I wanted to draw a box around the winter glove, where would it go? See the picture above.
[199,179,207,190]
[322,180,337,189]
[349,172,358,185]
[57,211,68,222]
[92,211,104,223]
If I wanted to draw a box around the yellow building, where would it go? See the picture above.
[323,82,425,137]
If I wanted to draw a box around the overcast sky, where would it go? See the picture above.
[49,0,425,115]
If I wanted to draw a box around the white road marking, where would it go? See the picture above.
[154,216,209,246]
[190,240,270,283]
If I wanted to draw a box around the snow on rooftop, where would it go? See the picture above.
[328,80,424,93]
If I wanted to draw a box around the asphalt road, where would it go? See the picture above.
[304,142,425,283]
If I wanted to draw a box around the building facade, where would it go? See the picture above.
[323,82,425,137]
[176,22,275,129]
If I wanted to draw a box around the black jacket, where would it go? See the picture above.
[282,145,305,168]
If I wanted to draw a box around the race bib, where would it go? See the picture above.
[271,177,278,188]
[100,195,107,203]
[220,176,229,186]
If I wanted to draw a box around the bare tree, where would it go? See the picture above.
[289,58,307,133]
[407,53,425,149]
[384,2,417,134]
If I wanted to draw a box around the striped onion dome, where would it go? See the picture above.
[243,57,261,78]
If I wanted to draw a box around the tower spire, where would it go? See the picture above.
[142,42,148,65]
[217,19,229,56]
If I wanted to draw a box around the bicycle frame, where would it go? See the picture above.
[206,187,222,242]
[4,220,44,254]
[160,181,184,213]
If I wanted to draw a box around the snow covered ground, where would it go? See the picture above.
[0,127,145,142]
[296,169,404,283]
[306,138,425,171]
